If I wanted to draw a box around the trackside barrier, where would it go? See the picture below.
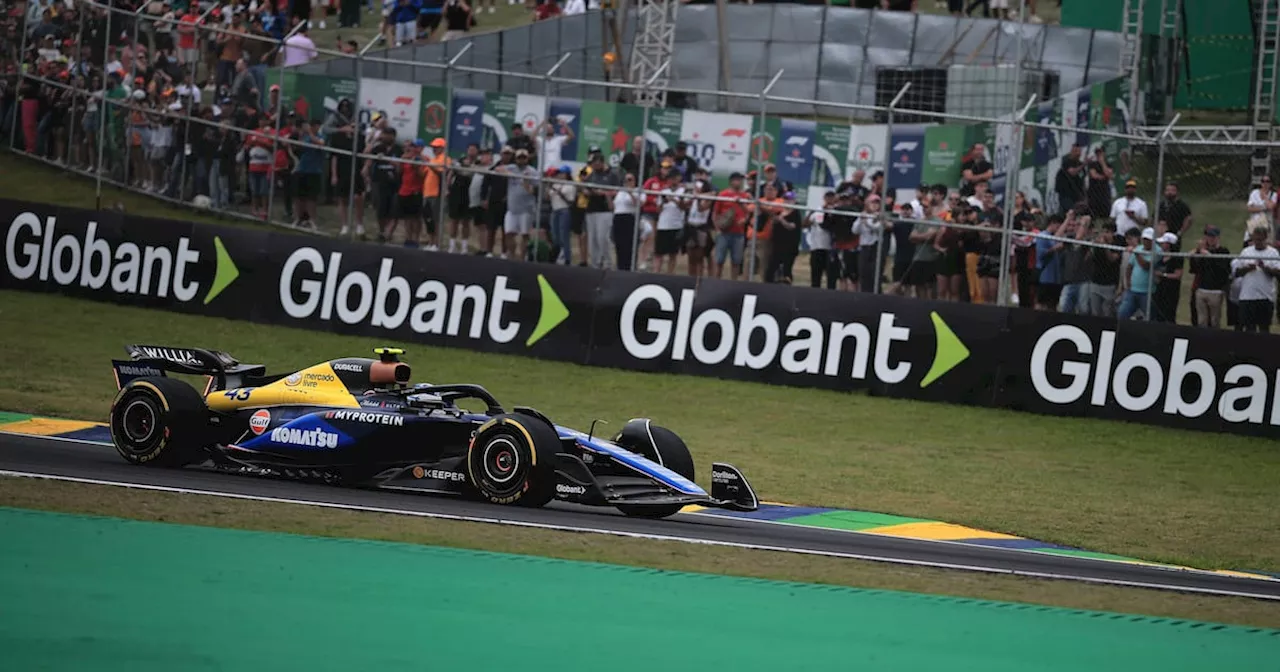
[4,197,1279,439]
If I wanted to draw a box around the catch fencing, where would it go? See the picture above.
[7,0,1280,331]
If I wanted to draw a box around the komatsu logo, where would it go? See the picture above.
[270,427,340,448]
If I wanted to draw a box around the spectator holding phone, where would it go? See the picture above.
[1109,178,1148,237]
[1231,226,1280,333]
[1189,226,1231,328]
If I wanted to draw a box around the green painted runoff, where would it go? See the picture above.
[0,507,1276,671]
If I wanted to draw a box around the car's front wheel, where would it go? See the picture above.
[613,419,696,519]
[109,377,208,467]
[466,413,560,507]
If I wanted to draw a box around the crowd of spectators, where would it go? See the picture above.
[6,0,1280,332]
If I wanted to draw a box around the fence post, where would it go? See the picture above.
[267,22,305,224]
[537,52,572,262]
[344,33,382,239]
[995,94,1038,307]
[124,4,145,188]
[9,3,30,153]
[1146,113,1180,321]
[437,42,473,245]
[880,83,910,293]
[94,3,114,210]
[749,69,784,282]
[628,64,666,271]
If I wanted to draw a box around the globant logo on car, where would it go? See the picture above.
[277,248,569,348]
[3,211,240,304]
[617,284,970,387]
[1030,325,1280,425]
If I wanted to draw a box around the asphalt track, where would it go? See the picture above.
[4,432,1280,601]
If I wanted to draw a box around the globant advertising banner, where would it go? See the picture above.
[9,194,1267,440]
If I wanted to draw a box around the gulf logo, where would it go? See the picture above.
[249,409,271,435]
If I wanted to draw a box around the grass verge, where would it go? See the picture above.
[0,290,1277,574]
[3,476,1276,629]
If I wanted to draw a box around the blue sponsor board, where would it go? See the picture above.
[776,118,816,189]
[448,89,486,157]
[886,125,926,193]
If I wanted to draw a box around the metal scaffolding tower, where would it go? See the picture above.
[1152,0,1183,122]
[628,0,678,107]
[1120,0,1145,112]
[1253,0,1280,185]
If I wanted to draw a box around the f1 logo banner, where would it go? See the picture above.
[590,272,1006,402]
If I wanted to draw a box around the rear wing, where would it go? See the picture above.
[112,344,266,393]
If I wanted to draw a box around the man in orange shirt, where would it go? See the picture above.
[752,182,790,283]
[420,137,450,251]
[711,172,753,280]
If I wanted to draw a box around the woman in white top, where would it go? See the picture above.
[612,172,640,271]
[684,178,714,277]
[1247,175,1277,231]
[654,172,687,274]
[805,191,836,289]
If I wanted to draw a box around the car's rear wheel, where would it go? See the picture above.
[109,377,208,467]
[466,413,560,507]
[613,419,696,519]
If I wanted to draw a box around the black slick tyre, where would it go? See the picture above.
[466,413,560,507]
[108,377,208,467]
[613,419,696,519]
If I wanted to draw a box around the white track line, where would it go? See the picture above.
[2,469,1277,601]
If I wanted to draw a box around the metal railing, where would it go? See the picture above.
[5,0,1278,332]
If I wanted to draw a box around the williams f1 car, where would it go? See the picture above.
[107,345,758,518]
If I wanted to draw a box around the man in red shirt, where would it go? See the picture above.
[710,171,752,280]
[177,9,201,68]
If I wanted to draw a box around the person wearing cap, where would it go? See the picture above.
[709,172,753,280]
[683,168,717,278]
[581,152,620,269]
[419,137,451,251]
[1109,178,1148,237]
[1151,230,1183,322]
[362,126,403,241]
[1118,226,1160,321]
[1231,226,1280,333]
[652,169,688,274]
[546,165,577,265]
[480,146,514,257]
[1189,226,1232,328]
[498,147,539,258]
[669,141,698,181]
